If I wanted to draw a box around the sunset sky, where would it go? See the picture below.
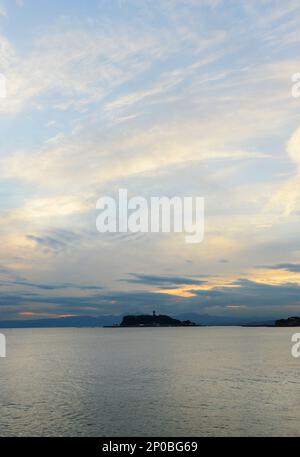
[1,0,300,320]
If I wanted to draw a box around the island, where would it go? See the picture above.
[275,316,300,327]
[120,311,198,327]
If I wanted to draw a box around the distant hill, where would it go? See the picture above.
[0,315,122,329]
[174,313,275,326]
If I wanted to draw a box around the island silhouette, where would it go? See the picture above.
[119,311,198,327]
[275,316,300,327]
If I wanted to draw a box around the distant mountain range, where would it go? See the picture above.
[0,313,276,328]
[174,313,275,326]
[0,315,120,329]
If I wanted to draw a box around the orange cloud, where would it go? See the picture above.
[226,305,246,309]
[18,312,77,319]
[153,278,241,298]
[154,287,198,298]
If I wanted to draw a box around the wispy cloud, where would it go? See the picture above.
[257,263,300,273]
[125,274,206,286]
[0,3,7,17]
[1,0,300,319]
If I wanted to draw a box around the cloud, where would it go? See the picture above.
[27,235,68,252]
[0,277,300,320]
[1,195,90,221]
[287,126,300,167]
[26,228,82,253]
[0,18,181,115]
[0,4,7,17]
[1,0,300,320]
[11,278,102,291]
[257,263,300,273]
[125,274,206,286]
[267,125,300,217]
[18,312,76,318]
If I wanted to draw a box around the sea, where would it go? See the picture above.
[0,327,299,436]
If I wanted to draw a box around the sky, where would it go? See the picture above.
[1,0,300,321]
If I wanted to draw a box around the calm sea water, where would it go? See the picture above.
[0,327,299,437]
